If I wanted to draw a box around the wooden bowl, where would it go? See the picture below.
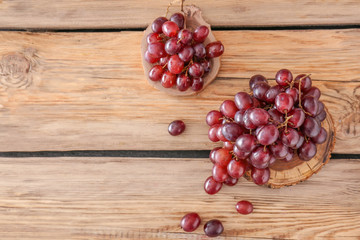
[140,5,221,96]
[245,106,336,189]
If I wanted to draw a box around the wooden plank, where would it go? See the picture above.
[0,157,359,239]
[0,0,360,29]
[0,30,359,153]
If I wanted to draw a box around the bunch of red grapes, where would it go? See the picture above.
[145,12,224,92]
[204,69,328,194]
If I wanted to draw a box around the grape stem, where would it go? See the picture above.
[165,0,185,17]
[277,114,293,130]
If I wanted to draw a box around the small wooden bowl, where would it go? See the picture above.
[245,106,336,189]
[140,5,221,96]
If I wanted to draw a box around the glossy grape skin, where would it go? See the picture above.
[252,82,270,101]
[204,220,224,237]
[235,134,257,152]
[281,128,300,147]
[316,110,327,122]
[275,69,293,86]
[250,146,271,169]
[285,87,299,103]
[302,96,319,117]
[223,141,234,150]
[159,55,170,66]
[224,176,238,186]
[188,62,204,78]
[293,132,305,149]
[209,147,221,164]
[298,141,317,161]
[234,110,245,126]
[234,92,253,111]
[243,108,257,130]
[212,164,229,183]
[233,145,251,160]
[236,200,253,215]
[283,148,294,162]
[294,74,312,92]
[208,124,220,142]
[220,100,238,119]
[170,13,184,29]
[193,43,206,58]
[222,122,244,142]
[311,127,327,144]
[191,77,204,91]
[214,148,232,167]
[216,125,228,142]
[165,38,183,55]
[151,17,168,33]
[288,108,305,128]
[177,29,193,45]
[147,32,162,44]
[162,21,179,37]
[206,110,223,126]
[178,45,194,62]
[249,108,270,126]
[200,59,211,72]
[181,212,201,232]
[249,75,268,90]
[251,167,270,185]
[168,120,185,136]
[161,71,176,88]
[275,93,294,114]
[148,65,164,81]
[301,117,321,138]
[270,141,288,159]
[206,41,224,58]
[192,25,209,43]
[176,73,192,91]
[269,155,277,165]
[144,50,159,64]
[167,55,184,74]
[317,101,325,115]
[303,86,321,100]
[256,124,279,145]
[148,42,167,58]
[227,159,246,179]
[204,176,222,195]
[268,108,284,125]
[265,85,284,103]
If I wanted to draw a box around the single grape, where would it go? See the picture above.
[204,220,224,237]
[162,21,179,37]
[161,71,176,88]
[144,50,159,64]
[235,200,253,215]
[206,41,224,58]
[249,74,267,90]
[251,167,270,185]
[216,125,228,142]
[165,38,183,55]
[250,146,271,169]
[234,110,245,127]
[303,86,321,100]
[206,110,223,126]
[301,117,321,138]
[191,77,204,91]
[233,145,251,160]
[214,148,232,167]
[283,148,294,162]
[151,17,168,33]
[167,55,184,74]
[193,25,209,43]
[170,13,184,29]
[209,147,221,164]
[234,92,253,111]
[281,128,300,147]
[223,141,234,150]
[200,59,211,73]
[178,45,194,62]
[275,93,294,114]
[147,32,162,44]
[220,100,238,119]
[188,62,204,78]
[204,176,222,195]
[176,73,192,92]
[302,96,319,117]
[288,108,305,128]
[298,141,317,161]
[148,42,167,58]
[222,122,244,142]
[235,134,257,152]
[316,110,327,122]
[168,120,185,136]
[252,82,270,101]
[268,108,284,125]
[180,212,201,232]
[270,141,288,159]
[311,127,327,144]
[285,87,299,103]
[227,159,246,179]
[177,29,193,45]
[208,124,220,142]
[249,108,270,126]
[275,69,293,86]
[294,74,312,92]
[148,65,164,81]
[243,108,257,130]
[265,85,284,103]
[224,176,238,186]
[293,132,305,149]
[193,43,206,58]
[256,124,279,145]
[212,164,229,183]
[317,101,325,115]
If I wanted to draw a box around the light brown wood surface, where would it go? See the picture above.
[0,30,359,153]
[0,0,360,29]
[0,157,358,239]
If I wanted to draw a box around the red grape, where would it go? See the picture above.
[147,32,162,44]
[270,141,288,159]
[253,82,270,101]
[206,110,223,126]
[251,167,270,185]
[176,73,192,91]
[316,110,327,122]
[235,134,257,152]
[212,164,229,183]
[249,74,267,90]
[193,25,209,43]
[233,145,251,160]
[159,55,170,66]
[269,155,277,165]
[167,55,184,74]
[293,132,305,149]
[148,65,164,81]
[285,87,299,103]
[191,77,204,91]
[170,13,184,29]
[209,147,221,164]
[275,69,293,86]
[204,220,224,237]
[227,159,246,179]
[220,100,238,119]
[275,93,294,114]
[222,122,244,142]
[268,108,284,125]
[235,200,253,215]
[250,146,271,169]
[162,21,179,37]
[200,59,211,72]
[317,101,325,115]
[224,176,238,186]
[234,92,253,111]
[214,148,232,167]
[301,117,321,138]
[223,141,234,150]
[281,128,300,147]
[208,124,220,142]
[193,43,206,58]
[256,124,279,145]
[188,62,204,78]
[168,120,185,136]
[303,86,321,100]
[288,108,305,128]
[216,125,228,142]
[243,108,257,130]
[181,213,201,232]
[206,41,224,58]
[165,38,183,55]
[177,29,193,45]
[298,140,317,161]
[234,110,245,126]
[161,71,176,88]
[204,176,222,195]
[151,17,168,33]
[249,108,270,126]
[148,42,167,58]
[294,74,312,92]
[302,96,319,117]
[265,85,284,103]
[178,45,194,62]
[283,148,294,162]
[144,50,159,64]
[311,127,327,144]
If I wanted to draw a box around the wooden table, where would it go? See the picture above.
[0,1,359,239]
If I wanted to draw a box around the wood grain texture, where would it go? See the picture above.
[0,0,360,29]
[0,30,359,152]
[0,157,359,239]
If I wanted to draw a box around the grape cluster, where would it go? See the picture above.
[145,13,224,92]
[205,69,328,193]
